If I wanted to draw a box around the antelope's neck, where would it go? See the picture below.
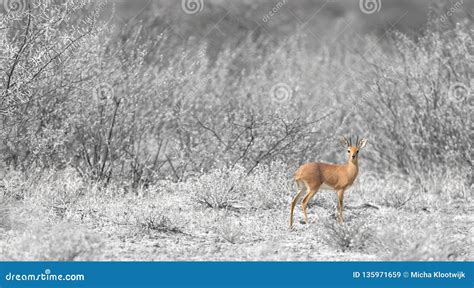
[346,160,359,179]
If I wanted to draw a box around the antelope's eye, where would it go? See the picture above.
[347,150,350,153]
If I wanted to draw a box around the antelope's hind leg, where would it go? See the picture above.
[301,182,320,224]
[289,180,304,228]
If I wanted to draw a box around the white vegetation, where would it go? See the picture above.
[0,1,471,260]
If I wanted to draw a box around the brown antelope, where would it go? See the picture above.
[289,136,367,228]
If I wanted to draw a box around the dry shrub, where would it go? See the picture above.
[243,161,293,209]
[136,210,182,234]
[322,219,377,252]
[215,215,245,244]
[377,212,472,261]
[188,165,246,209]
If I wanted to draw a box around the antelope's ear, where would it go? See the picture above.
[358,138,368,149]
[340,137,350,147]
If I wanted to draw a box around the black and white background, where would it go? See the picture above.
[0,0,472,260]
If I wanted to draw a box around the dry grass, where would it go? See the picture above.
[0,167,471,261]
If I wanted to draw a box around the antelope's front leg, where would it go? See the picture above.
[337,189,344,224]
